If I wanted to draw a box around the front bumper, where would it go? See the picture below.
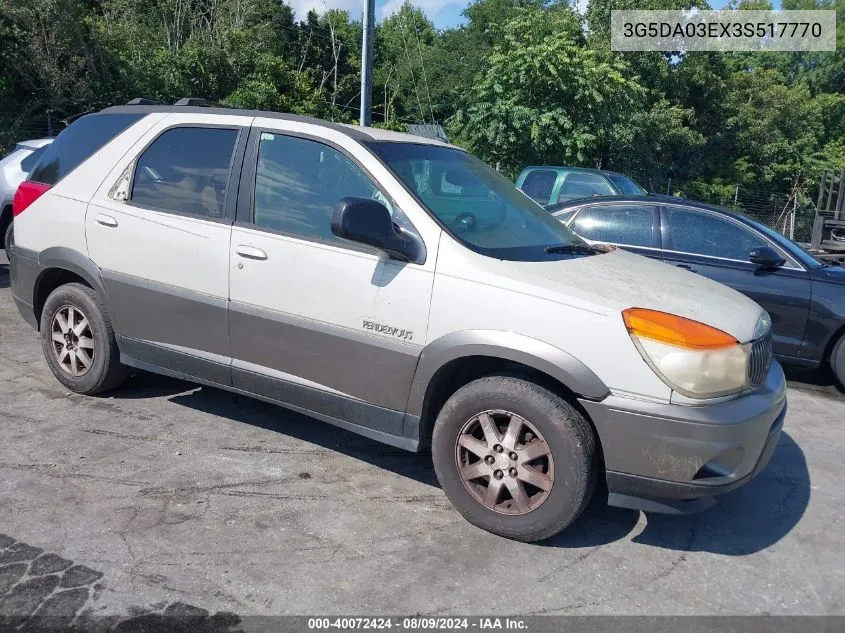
[579,361,786,514]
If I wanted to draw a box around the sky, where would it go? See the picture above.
[285,0,779,32]
[286,0,470,29]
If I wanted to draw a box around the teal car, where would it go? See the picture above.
[515,166,647,206]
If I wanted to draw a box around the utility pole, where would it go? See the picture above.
[360,0,375,127]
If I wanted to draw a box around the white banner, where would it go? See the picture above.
[611,10,837,52]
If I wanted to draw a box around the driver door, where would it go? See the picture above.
[660,204,811,358]
[227,126,435,436]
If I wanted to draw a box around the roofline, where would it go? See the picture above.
[546,194,749,221]
[98,104,376,142]
[97,105,456,147]
[522,165,603,172]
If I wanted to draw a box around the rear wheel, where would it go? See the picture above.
[39,283,126,395]
[831,333,845,392]
[432,375,596,542]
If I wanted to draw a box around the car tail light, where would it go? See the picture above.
[12,181,51,217]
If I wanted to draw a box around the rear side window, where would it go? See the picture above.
[572,204,656,247]
[20,146,46,173]
[131,127,239,218]
[557,173,616,202]
[29,113,144,185]
[520,170,557,203]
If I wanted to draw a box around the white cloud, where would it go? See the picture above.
[286,0,465,23]
[287,0,366,21]
[379,0,464,21]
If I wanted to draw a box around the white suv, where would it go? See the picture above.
[9,103,786,541]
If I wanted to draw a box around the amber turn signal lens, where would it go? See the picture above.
[622,308,738,350]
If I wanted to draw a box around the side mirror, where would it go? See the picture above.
[331,197,424,263]
[749,246,786,268]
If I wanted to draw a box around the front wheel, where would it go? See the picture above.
[831,333,845,392]
[39,283,127,395]
[432,375,596,542]
[3,220,12,263]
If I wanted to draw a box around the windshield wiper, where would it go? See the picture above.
[543,244,602,255]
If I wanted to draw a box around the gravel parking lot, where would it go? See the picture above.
[1,255,844,624]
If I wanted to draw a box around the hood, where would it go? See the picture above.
[501,249,765,343]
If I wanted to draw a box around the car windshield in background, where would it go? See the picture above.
[557,173,617,201]
[606,173,647,195]
[19,146,46,173]
[367,142,587,261]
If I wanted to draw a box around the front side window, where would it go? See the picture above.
[520,169,557,203]
[572,204,656,247]
[366,142,587,261]
[131,127,238,218]
[556,173,616,202]
[253,132,411,244]
[665,206,765,261]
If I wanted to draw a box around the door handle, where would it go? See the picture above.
[676,263,697,273]
[235,245,268,261]
[95,214,118,228]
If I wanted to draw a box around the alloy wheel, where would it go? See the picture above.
[50,305,95,377]
[455,410,554,515]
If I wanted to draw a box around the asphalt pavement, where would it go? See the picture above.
[0,256,843,625]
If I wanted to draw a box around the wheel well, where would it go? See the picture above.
[418,355,602,459]
[0,205,11,236]
[33,268,92,328]
[823,323,845,369]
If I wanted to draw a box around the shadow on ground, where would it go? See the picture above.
[784,364,844,396]
[112,372,811,557]
[0,262,9,290]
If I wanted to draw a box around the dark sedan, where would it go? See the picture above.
[548,195,845,388]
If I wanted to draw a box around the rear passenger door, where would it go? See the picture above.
[87,115,250,382]
[569,202,661,259]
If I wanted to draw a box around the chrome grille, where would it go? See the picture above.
[748,330,773,389]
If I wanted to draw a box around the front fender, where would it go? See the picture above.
[405,330,610,417]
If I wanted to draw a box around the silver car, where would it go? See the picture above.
[1,138,53,260]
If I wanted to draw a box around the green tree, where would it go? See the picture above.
[451,5,643,175]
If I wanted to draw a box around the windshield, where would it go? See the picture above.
[606,173,647,195]
[366,142,587,261]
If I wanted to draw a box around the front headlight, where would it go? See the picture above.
[623,308,749,399]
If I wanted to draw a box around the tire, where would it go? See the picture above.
[3,220,11,263]
[431,375,596,542]
[39,282,127,395]
[831,333,845,392]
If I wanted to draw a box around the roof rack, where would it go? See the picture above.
[173,98,221,107]
[126,98,160,105]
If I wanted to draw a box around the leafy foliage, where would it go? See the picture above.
[0,0,843,211]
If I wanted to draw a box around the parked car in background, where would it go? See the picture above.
[1,138,53,261]
[515,166,647,206]
[548,195,845,388]
[9,102,784,541]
